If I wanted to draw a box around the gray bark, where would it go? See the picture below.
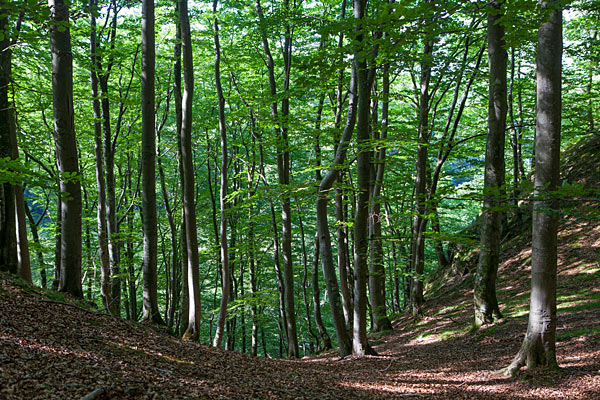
[505,2,562,376]
[212,0,229,348]
[316,61,357,357]
[312,234,333,350]
[368,61,392,333]
[352,0,376,355]
[141,0,163,323]
[176,0,201,341]
[410,34,432,318]
[474,1,507,328]
[90,0,112,310]
[49,0,82,298]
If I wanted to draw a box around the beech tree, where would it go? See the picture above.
[212,0,229,348]
[179,0,202,340]
[474,0,507,328]
[49,0,83,298]
[140,0,163,324]
[0,4,19,276]
[504,1,562,376]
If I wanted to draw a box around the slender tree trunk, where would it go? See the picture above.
[312,234,332,350]
[141,0,163,323]
[212,0,230,348]
[410,37,432,319]
[368,60,392,333]
[316,61,357,357]
[352,0,377,356]
[14,186,30,281]
[90,0,112,310]
[474,1,507,328]
[24,200,46,287]
[587,32,596,134]
[125,153,137,320]
[174,0,201,341]
[49,0,82,298]
[52,191,61,290]
[508,47,522,213]
[297,207,320,352]
[505,2,561,376]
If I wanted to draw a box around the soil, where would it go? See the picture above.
[0,138,598,399]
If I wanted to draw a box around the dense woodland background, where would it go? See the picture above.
[0,0,598,375]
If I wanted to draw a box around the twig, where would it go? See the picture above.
[377,359,394,373]
[80,387,113,400]
[40,299,96,314]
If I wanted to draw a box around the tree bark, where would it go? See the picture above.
[141,0,163,323]
[172,0,201,341]
[312,233,333,350]
[90,0,112,310]
[368,60,392,333]
[316,61,357,357]
[505,2,562,376]
[410,35,432,319]
[49,0,82,298]
[474,1,507,328]
[211,0,230,348]
[0,8,18,276]
[352,0,377,355]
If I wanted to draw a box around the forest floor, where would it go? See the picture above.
[1,138,599,399]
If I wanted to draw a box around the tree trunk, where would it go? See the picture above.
[211,0,230,348]
[410,36,432,319]
[279,0,299,359]
[316,61,357,357]
[474,1,507,328]
[312,234,333,350]
[90,0,112,310]
[24,200,46,287]
[352,0,377,356]
[49,0,82,298]
[173,0,201,341]
[297,207,320,352]
[505,2,562,376]
[141,0,163,323]
[368,60,392,333]
[0,8,18,276]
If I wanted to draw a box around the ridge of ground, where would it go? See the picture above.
[1,136,599,399]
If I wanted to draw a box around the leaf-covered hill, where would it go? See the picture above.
[1,136,599,399]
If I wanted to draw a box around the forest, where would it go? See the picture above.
[1,0,599,397]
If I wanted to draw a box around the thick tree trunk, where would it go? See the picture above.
[505,2,562,376]
[0,9,18,276]
[141,0,163,324]
[474,1,507,328]
[49,0,82,298]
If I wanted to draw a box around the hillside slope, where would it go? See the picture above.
[1,137,599,399]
